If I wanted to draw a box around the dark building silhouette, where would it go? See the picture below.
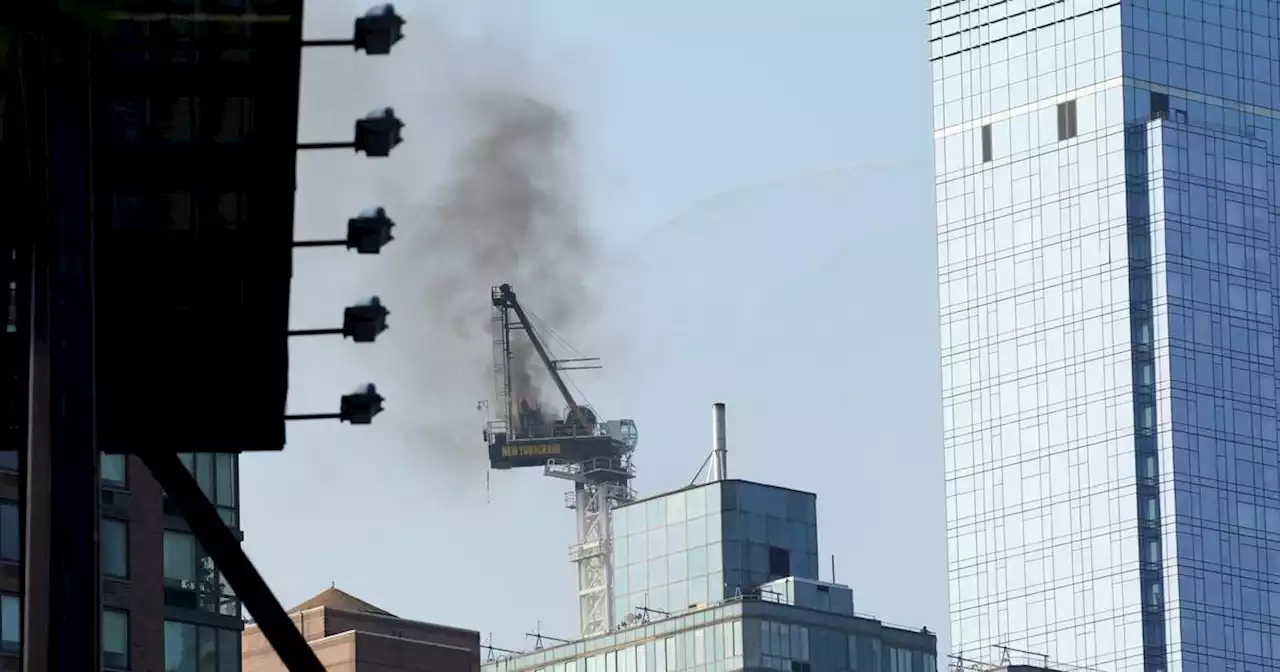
[2,0,303,668]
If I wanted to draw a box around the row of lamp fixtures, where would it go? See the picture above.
[286,4,408,427]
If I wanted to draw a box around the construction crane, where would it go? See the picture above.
[482,283,639,639]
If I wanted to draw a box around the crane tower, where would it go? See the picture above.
[482,284,639,638]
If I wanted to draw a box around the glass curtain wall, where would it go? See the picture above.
[933,1,1280,670]
[933,2,1140,669]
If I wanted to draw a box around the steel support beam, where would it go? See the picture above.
[6,24,46,672]
[141,452,325,672]
[43,21,100,672]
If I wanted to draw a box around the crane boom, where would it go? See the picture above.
[493,283,589,431]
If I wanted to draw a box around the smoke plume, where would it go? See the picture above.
[379,34,596,465]
[434,92,589,409]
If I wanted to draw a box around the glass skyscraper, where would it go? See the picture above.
[611,479,820,618]
[932,1,1280,670]
[484,479,936,672]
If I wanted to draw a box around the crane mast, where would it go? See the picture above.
[484,283,639,638]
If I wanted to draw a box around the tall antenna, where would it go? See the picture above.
[993,644,1050,669]
[481,634,520,662]
[525,621,573,650]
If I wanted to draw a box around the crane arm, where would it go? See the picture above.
[497,284,589,430]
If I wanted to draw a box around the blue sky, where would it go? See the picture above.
[244,0,948,659]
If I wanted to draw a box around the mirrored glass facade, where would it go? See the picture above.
[612,481,819,619]
[486,477,934,672]
[932,1,1280,670]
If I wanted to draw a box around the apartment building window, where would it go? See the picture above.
[108,97,146,145]
[178,453,237,527]
[0,500,18,562]
[1141,494,1160,523]
[0,594,17,653]
[102,453,127,489]
[102,519,129,579]
[1151,91,1170,120]
[211,97,254,143]
[1143,538,1161,565]
[111,192,147,231]
[102,609,129,669]
[155,96,197,144]
[6,253,15,333]
[164,620,239,672]
[210,19,254,64]
[1056,100,1078,140]
[154,20,199,65]
[767,546,790,579]
[105,20,148,66]
[980,124,992,163]
[164,531,196,585]
[1139,454,1157,481]
[888,648,917,672]
[1144,579,1163,609]
[1139,403,1156,432]
[164,531,239,617]
[160,191,194,232]
[211,192,247,231]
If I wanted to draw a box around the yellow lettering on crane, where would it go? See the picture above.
[501,443,562,458]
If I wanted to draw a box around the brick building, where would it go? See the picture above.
[0,447,245,672]
[243,587,480,672]
[110,454,247,672]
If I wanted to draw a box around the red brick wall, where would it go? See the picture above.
[244,628,357,672]
[5,451,169,672]
[323,611,479,654]
[242,608,480,672]
[122,456,167,672]
[352,632,478,672]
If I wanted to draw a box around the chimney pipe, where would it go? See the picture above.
[709,402,727,482]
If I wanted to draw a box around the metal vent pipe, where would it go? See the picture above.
[709,402,727,481]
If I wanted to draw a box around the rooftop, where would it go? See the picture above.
[482,592,935,672]
[615,478,816,509]
[288,585,397,618]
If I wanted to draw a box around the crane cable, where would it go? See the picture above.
[522,307,598,416]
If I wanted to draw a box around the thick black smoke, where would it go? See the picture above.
[382,77,596,464]
[432,92,590,411]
